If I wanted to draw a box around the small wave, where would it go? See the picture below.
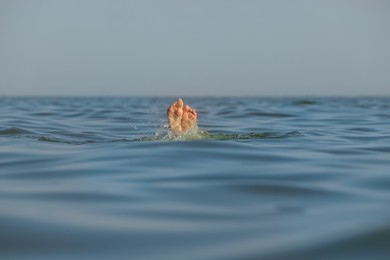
[0,127,32,135]
[18,129,301,144]
[137,130,301,142]
[293,100,318,105]
[209,131,301,140]
[231,111,295,118]
[234,183,343,197]
[37,136,117,145]
[38,136,66,143]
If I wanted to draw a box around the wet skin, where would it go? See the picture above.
[167,98,197,135]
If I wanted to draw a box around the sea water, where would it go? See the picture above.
[0,97,389,259]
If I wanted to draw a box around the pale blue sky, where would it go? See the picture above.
[0,0,389,96]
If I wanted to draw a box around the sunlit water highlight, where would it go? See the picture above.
[0,97,390,259]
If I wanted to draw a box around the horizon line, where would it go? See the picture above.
[1,94,390,98]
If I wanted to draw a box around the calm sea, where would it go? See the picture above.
[0,97,389,259]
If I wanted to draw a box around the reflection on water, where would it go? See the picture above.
[0,97,390,259]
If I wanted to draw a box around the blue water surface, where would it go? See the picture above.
[0,97,390,259]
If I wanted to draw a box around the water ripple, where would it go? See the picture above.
[1,97,390,259]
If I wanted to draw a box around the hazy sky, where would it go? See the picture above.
[0,0,389,96]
